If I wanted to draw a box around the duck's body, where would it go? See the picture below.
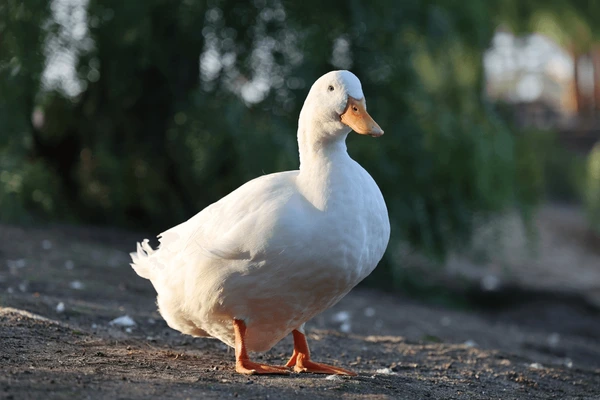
[131,70,390,374]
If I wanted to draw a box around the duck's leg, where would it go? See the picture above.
[233,319,289,375]
[285,329,357,376]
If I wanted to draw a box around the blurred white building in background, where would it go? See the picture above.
[485,29,600,134]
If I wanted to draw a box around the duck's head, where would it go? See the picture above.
[301,70,383,139]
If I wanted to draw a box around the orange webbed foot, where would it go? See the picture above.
[285,329,357,376]
[233,319,289,375]
[236,360,290,375]
[294,358,357,376]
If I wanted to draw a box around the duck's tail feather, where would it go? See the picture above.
[130,239,156,280]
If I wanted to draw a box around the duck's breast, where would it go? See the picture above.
[318,160,390,279]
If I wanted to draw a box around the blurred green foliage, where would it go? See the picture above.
[514,129,587,204]
[0,0,598,286]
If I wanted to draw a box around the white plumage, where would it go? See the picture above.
[131,70,390,353]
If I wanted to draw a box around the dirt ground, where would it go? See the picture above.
[1,221,600,400]
[444,204,600,308]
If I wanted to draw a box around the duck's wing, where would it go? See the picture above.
[157,170,308,264]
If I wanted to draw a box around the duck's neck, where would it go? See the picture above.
[296,117,352,210]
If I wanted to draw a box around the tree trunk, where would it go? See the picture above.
[572,46,583,115]
[592,45,600,113]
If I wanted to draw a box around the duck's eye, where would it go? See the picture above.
[352,106,358,112]
[328,85,334,92]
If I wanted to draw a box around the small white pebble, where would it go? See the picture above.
[375,367,395,375]
[364,307,376,317]
[481,275,500,291]
[65,260,75,270]
[564,359,573,368]
[125,327,133,333]
[56,302,65,313]
[42,240,52,250]
[7,287,14,294]
[147,318,156,324]
[332,311,351,323]
[547,333,560,347]
[340,321,351,333]
[529,363,543,369]
[463,340,477,348]
[109,315,136,327]
[91,323,98,329]
[325,375,342,381]
[18,282,28,292]
[69,280,85,290]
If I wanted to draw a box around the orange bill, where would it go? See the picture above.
[340,96,384,137]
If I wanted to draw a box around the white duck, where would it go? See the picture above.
[131,70,390,375]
